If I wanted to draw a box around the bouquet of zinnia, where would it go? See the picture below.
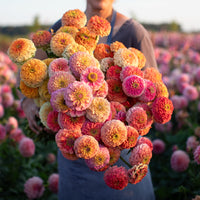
[7,9,174,190]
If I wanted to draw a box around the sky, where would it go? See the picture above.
[0,0,199,32]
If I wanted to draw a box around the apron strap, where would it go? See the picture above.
[106,9,117,45]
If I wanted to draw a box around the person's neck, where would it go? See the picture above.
[85,6,113,23]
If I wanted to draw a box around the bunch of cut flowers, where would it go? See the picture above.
[7,9,174,190]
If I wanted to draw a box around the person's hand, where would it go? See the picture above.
[21,98,43,134]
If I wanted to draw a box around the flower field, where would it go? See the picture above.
[1,14,200,199]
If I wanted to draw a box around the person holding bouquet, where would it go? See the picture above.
[18,0,158,199]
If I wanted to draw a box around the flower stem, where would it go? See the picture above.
[120,156,132,168]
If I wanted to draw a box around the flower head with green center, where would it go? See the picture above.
[64,81,93,111]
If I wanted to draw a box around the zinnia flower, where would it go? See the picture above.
[48,58,69,77]
[58,112,85,130]
[151,96,174,124]
[94,43,113,61]
[69,51,99,79]
[56,25,78,38]
[48,173,59,193]
[107,147,121,165]
[122,75,145,98]
[64,81,93,111]
[50,32,75,57]
[20,58,47,88]
[93,80,108,98]
[86,97,111,123]
[74,135,99,159]
[114,48,138,68]
[110,101,126,119]
[85,145,110,171]
[101,119,127,147]
[39,102,53,128]
[110,41,126,53]
[171,150,190,172]
[100,57,114,73]
[106,65,122,80]
[183,85,199,101]
[50,88,69,113]
[24,177,45,199]
[193,145,200,164]
[80,66,104,91]
[20,80,39,98]
[61,9,87,29]
[104,166,128,190]
[126,106,148,130]
[152,139,166,154]
[8,38,36,63]
[48,71,75,94]
[55,128,82,154]
[19,137,35,157]
[46,110,60,132]
[144,67,162,83]
[136,136,153,151]
[81,120,103,141]
[154,81,169,98]
[128,163,148,184]
[38,78,51,101]
[129,143,152,166]
[87,15,111,37]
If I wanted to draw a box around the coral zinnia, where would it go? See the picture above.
[80,66,104,91]
[114,48,138,68]
[93,80,108,98]
[69,51,99,79]
[136,137,153,151]
[110,41,126,53]
[61,9,87,29]
[94,43,113,61]
[75,27,99,53]
[104,166,128,190]
[48,71,75,94]
[106,79,127,103]
[126,106,148,130]
[129,143,152,166]
[74,135,99,159]
[58,112,85,131]
[154,81,169,98]
[151,96,174,124]
[48,58,69,77]
[31,30,52,48]
[38,78,51,101]
[101,119,127,147]
[122,75,145,98]
[46,110,60,132]
[20,80,39,98]
[85,145,110,171]
[87,15,111,37]
[106,65,122,80]
[50,32,75,57]
[110,101,126,119]
[120,65,144,82]
[128,47,146,69]
[100,57,114,73]
[8,38,36,63]
[120,126,139,149]
[64,81,93,111]
[81,120,103,141]
[56,25,78,38]
[128,163,148,184]
[144,67,162,83]
[55,128,82,154]
[50,88,69,113]
[138,79,156,102]
[107,147,121,165]
[20,58,47,88]
[86,97,111,123]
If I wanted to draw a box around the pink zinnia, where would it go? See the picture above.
[152,139,166,154]
[186,136,199,152]
[48,58,69,77]
[2,92,14,108]
[55,128,82,154]
[24,176,45,199]
[128,163,148,184]
[80,66,104,91]
[48,173,59,193]
[104,166,128,190]
[93,80,108,98]
[110,101,126,119]
[85,145,110,171]
[9,127,25,143]
[74,135,99,159]
[183,85,199,101]
[19,137,35,157]
[136,137,153,151]
[106,65,122,80]
[138,79,156,102]
[64,81,93,111]
[58,112,85,130]
[46,110,60,132]
[120,65,144,81]
[171,150,190,172]
[126,106,147,130]
[122,75,145,98]
[194,145,200,165]
[0,104,4,118]
[81,120,103,141]
[129,143,152,166]
[170,95,188,110]
[48,71,76,94]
